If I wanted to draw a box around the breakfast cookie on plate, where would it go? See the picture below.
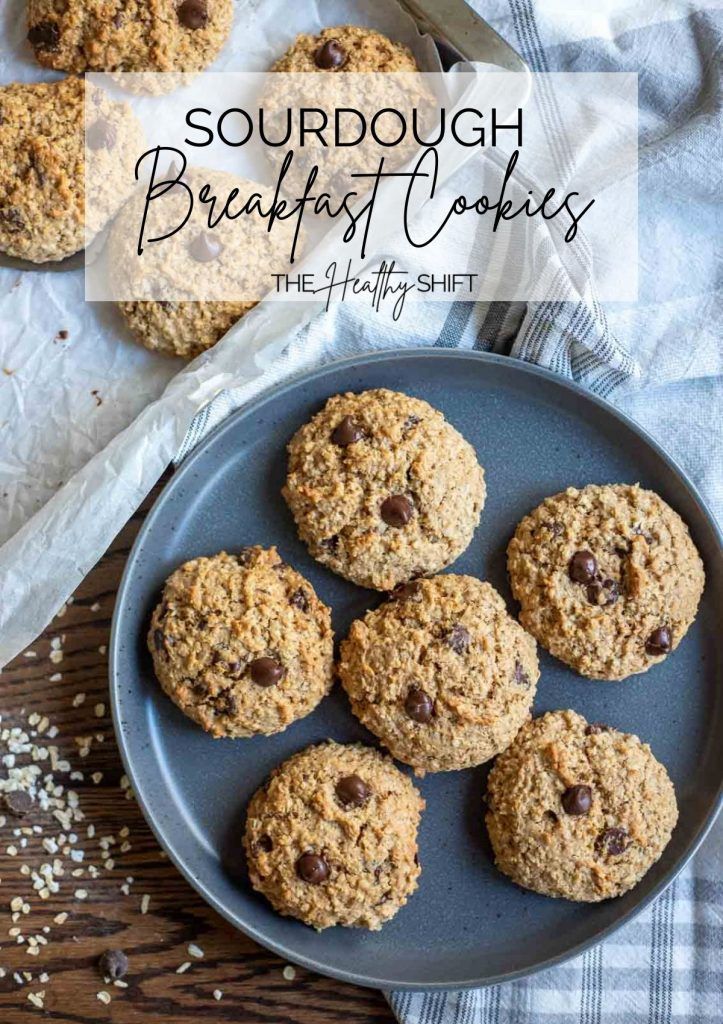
[338,574,538,774]
[27,0,233,76]
[283,389,486,590]
[507,483,705,680]
[148,547,333,737]
[244,741,424,930]
[485,710,678,901]
[0,76,142,263]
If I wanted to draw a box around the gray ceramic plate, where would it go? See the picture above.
[109,349,723,991]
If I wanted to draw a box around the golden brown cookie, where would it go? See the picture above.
[244,742,424,930]
[117,300,253,360]
[485,710,678,901]
[271,25,419,73]
[27,0,232,75]
[148,547,333,737]
[338,575,538,774]
[283,390,486,591]
[0,77,142,263]
[507,484,705,680]
[108,166,298,356]
[267,26,430,202]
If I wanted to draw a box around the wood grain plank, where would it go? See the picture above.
[0,482,394,1024]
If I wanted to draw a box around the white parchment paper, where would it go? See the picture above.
[0,0,444,666]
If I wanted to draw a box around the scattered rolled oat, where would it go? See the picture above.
[188,943,204,959]
[96,990,111,1005]
[176,961,191,974]
[213,989,223,1001]
[283,965,296,981]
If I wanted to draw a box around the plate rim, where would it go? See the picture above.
[109,346,723,991]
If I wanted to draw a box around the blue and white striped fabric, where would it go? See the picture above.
[178,2,723,1019]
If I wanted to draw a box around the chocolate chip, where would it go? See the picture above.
[569,550,597,584]
[113,12,124,29]
[321,535,339,553]
[548,521,564,537]
[98,949,128,981]
[335,774,370,808]
[152,629,165,652]
[177,0,208,29]
[585,722,610,735]
[87,119,117,151]
[405,686,434,723]
[256,834,273,853]
[290,588,308,612]
[595,827,629,857]
[3,790,34,818]
[249,657,285,687]
[28,21,60,50]
[586,577,619,607]
[381,495,413,527]
[390,580,420,601]
[514,660,531,687]
[646,626,672,656]
[331,416,363,446]
[561,784,592,816]
[188,231,223,263]
[315,39,347,69]
[296,852,329,884]
[237,548,254,565]
[445,624,470,654]
[404,415,421,432]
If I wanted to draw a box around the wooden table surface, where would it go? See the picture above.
[0,483,394,1024]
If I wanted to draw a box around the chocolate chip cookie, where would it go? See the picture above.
[27,0,232,75]
[244,741,424,930]
[283,390,486,591]
[117,300,253,360]
[267,26,430,202]
[148,547,333,737]
[338,575,539,774]
[271,25,419,74]
[108,166,298,356]
[507,484,705,680]
[0,76,142,263]
[485,710,678,901]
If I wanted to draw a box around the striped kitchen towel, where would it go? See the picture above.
[178,2,722,1020]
